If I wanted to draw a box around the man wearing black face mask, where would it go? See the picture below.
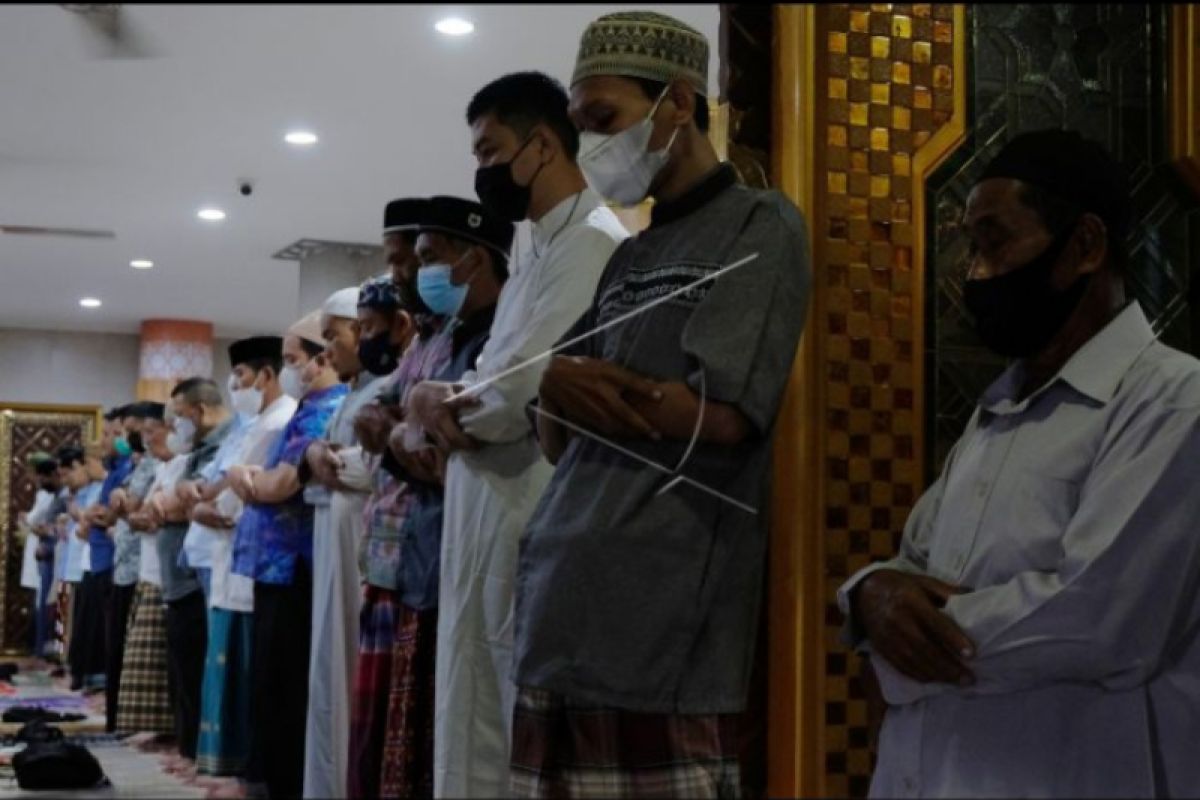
[839,130,1200,798]
[301,287,390,799]
[355,274,414,378]
[405,71,627,798]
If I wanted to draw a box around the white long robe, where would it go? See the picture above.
[303,371,386,800]
[434,191,628,798]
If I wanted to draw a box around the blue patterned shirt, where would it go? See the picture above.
[231,383,347,585]
[87,455,133,574]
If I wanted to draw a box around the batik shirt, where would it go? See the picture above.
[364,310,494,609]
[360,320,452,591]
[112,455,159,587]
[231,382,348,586]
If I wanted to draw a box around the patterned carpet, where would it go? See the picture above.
[0,662,222,799]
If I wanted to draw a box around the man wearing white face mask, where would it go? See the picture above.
[383,196,512,799]
[174,343,276,607]
[185,337,296,780]
[159,377,234,773]
[510,12,811,799]
[227,312,348,800]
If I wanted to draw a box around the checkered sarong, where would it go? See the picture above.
[115,582,174,734]
[510,687,744,799]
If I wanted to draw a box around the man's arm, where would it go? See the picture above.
[232,463,302,506]
[872,400,1200,705]
[455,224,625,445]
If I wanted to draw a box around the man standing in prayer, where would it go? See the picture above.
[192,337,296,780]
[61,440,109,692]
[228,314,347,800]
[76,407,134,694]
[103,403,162,731]
[839,130,1200,798]
[301,287,389,799]
[379,195,513,799]
[118,403,180,738]
[24,455,65,661]
[404,72,627,798]
[510,12,811,798]
[160,378,234,774]
[348,198,436,800]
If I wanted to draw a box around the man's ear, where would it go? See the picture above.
[531,123,556,167]
[666,78,696,128]
[1073,213,1110,277]
[392,310,415,345]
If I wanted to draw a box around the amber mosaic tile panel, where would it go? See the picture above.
[818,3,956,796]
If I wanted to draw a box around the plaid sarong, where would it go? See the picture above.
[379,605,437,800]
[348,586,399,799]
[510,687,744,799]
[115,582,174,734]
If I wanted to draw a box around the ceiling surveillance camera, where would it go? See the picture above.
[238,180,254,197]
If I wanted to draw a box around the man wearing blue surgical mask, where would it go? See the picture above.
[381,196,511,797]
[509,11,812,799]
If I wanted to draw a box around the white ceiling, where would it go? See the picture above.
[0,4,720,337]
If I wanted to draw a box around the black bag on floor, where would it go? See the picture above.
[11,722,108,791]
[2,705,86,724]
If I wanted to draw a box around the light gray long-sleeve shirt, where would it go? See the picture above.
[839,302,1200,798]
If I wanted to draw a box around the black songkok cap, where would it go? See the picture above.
[228,336,284,368]
[418,196,515,267]
[56,445,85,467]
[384,198,428,236]
[978,128,1132,243]
[127,401,166,421]
[30,454,58,476]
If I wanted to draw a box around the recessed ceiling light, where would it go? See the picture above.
[435,17,474,36]
[79,297,102,308]
[285,130,318,146]
[130,259,154,269]
[197,208,226,221]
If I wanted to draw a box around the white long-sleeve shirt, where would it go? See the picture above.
[435,188,628,798]
[456,187,630,445]
[839,303,1200,798]
[209,393,298,612]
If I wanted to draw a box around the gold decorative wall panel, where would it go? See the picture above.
[770,4,964,797]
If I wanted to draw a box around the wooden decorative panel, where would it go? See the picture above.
[0,406,98,653]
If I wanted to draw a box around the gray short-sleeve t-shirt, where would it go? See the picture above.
[513,164,812,714]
